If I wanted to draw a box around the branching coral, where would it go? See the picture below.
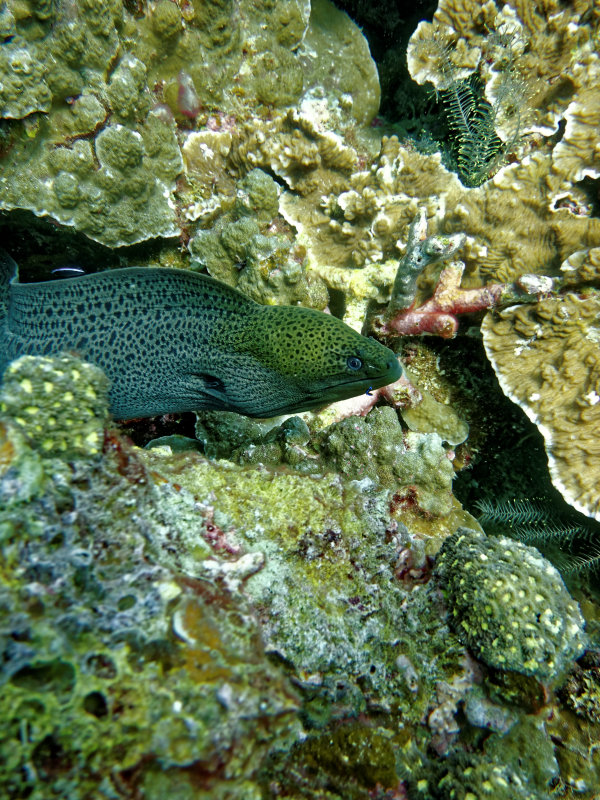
[281,128,599,336]
[368,208,561,339]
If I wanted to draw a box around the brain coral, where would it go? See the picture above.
[482,292,600,521]
[435,527,586,681]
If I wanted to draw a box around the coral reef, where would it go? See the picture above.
[3,0,600,797]
[367,207,554,340]
[434,528,586,681]
[284,131,600,339]
[401,0,600,285]
[1,105,183,247]
[0,0,378,248]
[317,406,456,516]
[3,352,575,798]
[482,293,600,521]
[0,1,183,246]
[558,651,600,725]
[0,353,109,458]
[406,0,599,144]
[188,167,328,308]
[0,356,302,798]
[0,344,597,797]
[0,353,465,795]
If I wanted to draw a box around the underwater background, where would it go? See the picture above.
[1,0,599,797]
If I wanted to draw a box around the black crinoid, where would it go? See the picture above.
[441,74,506,187]
[475,496,600,577]
[408,26,526,187]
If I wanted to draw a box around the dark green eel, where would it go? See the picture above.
[0,252,401,420]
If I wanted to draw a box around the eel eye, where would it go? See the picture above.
[346,356,363,371]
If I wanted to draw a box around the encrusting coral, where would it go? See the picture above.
[5,352,582,797]
[434,527,586,681]
[401,0,600,285]
[0,354,302,799]
[0,0,378,248]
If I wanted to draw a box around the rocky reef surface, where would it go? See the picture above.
[1,0,600,798]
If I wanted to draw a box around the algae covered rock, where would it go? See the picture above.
[318,406,455,515]
[434,528,586,681]
[0,401,300,799]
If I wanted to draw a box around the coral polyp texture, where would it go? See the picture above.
[434,528,586,681]
[0,353,109,458]
[0,0,185,247]
[0,0,378,248]
[482,293,600,521]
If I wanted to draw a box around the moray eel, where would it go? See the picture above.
[0,252,401,420]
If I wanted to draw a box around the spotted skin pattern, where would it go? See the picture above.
[0,253,401,420]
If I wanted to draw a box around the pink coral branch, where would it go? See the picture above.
[371,208,561,340]
[376,262,554,339]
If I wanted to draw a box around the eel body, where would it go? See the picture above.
[0,252,401,420]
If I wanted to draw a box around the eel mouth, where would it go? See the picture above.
[246,357,402,418]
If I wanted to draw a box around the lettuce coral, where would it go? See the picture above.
[482,292,600,521]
